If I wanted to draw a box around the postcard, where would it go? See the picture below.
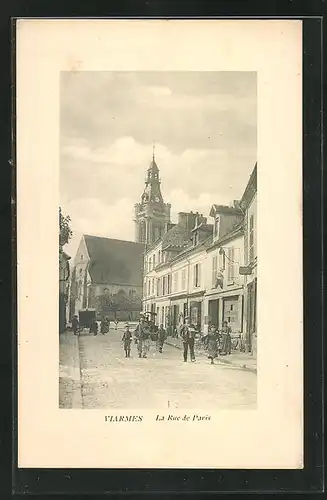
[17,19,303,469]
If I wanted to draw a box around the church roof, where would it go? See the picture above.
[83,235,144,286]
[148,157,159,172]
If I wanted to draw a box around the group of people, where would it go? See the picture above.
[71,315,119,336]
[121,318,167,359]
[71,312,232,366]
[204,321,232,364]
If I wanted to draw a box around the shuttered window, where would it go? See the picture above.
[181,269,186,290]
[212,255,217,287]
[194,263,201,287]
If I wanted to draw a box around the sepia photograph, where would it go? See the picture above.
[17,19,303,470]
[59,71,257,410]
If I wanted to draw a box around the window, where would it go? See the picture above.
[149,257,152,271]
[158,250,161,263]
[212,255,217,287]
[181,269,186,290]
[162,276,166,295]
[151,278,155,295]
[219,250,226,270]
[215,216,220,238]
[153,254,156,268]
[227,247,235,282]
[167,274,171,295]
[81,254,84,260]
[194,264,201,287]
[249,214,255,262]
[173,272,178,293]
[157,277,161,296]
[79,268,82,275]
[148,279,151,295]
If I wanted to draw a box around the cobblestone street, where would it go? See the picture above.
[60,328,257,410]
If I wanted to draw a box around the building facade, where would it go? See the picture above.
[142,211,213,331]
[140,160,257,355]
[69,235,144,322]
[240,164,257,354]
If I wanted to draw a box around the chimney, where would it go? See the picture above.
[178,211,198,232]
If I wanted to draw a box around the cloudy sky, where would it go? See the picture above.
[60,71,257,258]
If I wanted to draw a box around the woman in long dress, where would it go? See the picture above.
[220,321,232,355]
[207,326,219,364]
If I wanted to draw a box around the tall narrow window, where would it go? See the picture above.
[158,250,161,263]
[173,272,178,292]
[148,279,151,295]
[249,214,255,263]
[151,278,155,295]
[149,257,152,271]
[212,255,218,287]
[181,269,186,290]
[153,254,156,269]
[194,264,201,287]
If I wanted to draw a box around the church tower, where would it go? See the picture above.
[134,149,171,246]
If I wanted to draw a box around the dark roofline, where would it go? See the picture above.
[207,223,244,251]
[84,234,144,247]
[240,163,257,209]
[209,205,243,217]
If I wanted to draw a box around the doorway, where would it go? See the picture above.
[208,299,219,328]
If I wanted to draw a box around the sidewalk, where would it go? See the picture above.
[165,337,257,374]
[59,332,83,408]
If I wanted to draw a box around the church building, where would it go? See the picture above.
[134,151,171,247]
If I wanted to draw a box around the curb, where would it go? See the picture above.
[165,340,257,374]
[73,335,84,409]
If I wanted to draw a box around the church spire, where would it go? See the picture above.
[152,140,155,161]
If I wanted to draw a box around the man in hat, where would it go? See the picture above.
[180,316,196,362]
[122,323,132,358]
[134,316,150,358]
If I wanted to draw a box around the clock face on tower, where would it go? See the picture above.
[155,196,160,202]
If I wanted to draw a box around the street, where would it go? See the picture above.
[69,328,257,410]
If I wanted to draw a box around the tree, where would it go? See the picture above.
[59,206,73,249]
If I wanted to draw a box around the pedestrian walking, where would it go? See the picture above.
[122,323,132,358]
[220,321,232,355]
[114,318,119,330]
[157,324,166,353]
[100,316,109,335]
[89,319,98,336]
[135,317,150,358]
[207,326,219,364]
[72,315,79,336]
[180,317,196,362]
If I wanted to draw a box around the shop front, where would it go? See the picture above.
[190,300,202,330]
[208,298,219,328]
[222,295,243,332]
[245,277,257,354]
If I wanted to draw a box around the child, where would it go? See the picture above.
[122,324,132,358]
